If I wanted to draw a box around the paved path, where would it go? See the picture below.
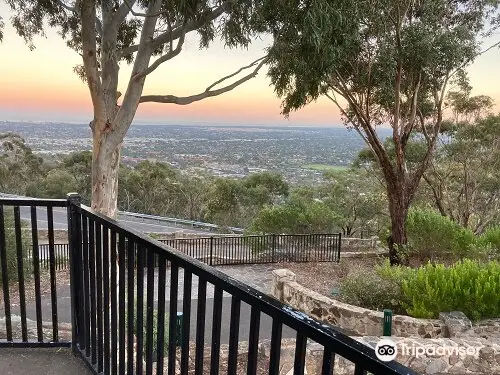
[3,264,295,344]
[0,348,91,375]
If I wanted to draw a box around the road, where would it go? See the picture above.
[17,206,210,234]
[12,265,298,344]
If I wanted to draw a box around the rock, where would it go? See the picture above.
[425,359,447,374]
[479,346,495,363]
[449,354,459,366]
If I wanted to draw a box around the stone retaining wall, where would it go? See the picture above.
[272,269,445,338]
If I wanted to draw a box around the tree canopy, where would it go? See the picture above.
[4,0,274,216]
[264,0,500,263]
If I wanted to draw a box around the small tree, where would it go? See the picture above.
[7,0,270,217]
[264,0,499,264]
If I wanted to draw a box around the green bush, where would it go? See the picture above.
[0,210,32,285]
[406,208,476,260]
[338,268,405,314]
[130,307,169,359]
[478,226,500,259]
[400,260,500,320]
[338,259,500,321]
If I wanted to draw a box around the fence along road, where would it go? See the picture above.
[2,192,243,234]
[15,205,211,234]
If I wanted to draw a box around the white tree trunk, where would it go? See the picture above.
[91,130,122,218]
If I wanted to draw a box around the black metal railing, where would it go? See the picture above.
[0,198,70,347]
[34,232,340,270]
[67,195,415,375]
[0,195,415,375]
[159,233,341,266]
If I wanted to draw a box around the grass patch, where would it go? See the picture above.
[302,164,348,172]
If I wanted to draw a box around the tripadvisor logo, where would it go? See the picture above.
[374,338,480,362]
[375,339,398,362]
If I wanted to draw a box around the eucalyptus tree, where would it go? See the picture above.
[6,0,269,216]
[264,0,500,263]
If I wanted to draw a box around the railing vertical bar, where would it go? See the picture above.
[13,206,27,341]
[354,364,367,375]
[118,233,126,374]
[47,206,58,342]
[82,216,90,355]
[194,279,207,375]
[268,319,282,375]
[166,263,178,375]
[110,230,118,375]
[67,195,83,355]
[321,348,335,375]
[89,218,97,364]
[0,205,12,341]
[145,250,155,375]
[294,332,307,375]
[181,270,192,375]
[102,227,110,375]
[247,307,260,375]
[337,233,341,262]
[210,287,223,375]
[156,255,167,375]
[135,244,145,375]
[30,206,43,342]
[127,238,136,375]
[96,223,104,372]
[227,296,241,375]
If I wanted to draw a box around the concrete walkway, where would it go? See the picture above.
[0,348,91,375]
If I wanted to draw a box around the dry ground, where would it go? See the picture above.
[284,256,385,296]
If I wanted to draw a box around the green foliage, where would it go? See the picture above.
[0,133,46,196]
[340,259,500,320]
[322,169,387,236]
[251,200,336,234]
[400,260,500,320]
[338,267,404,314]
[131,307,169,358]
[0,210,32,286]
[477,226,500,259]
[406,207,476,261]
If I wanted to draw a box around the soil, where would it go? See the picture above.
[284,256,385,296]
[0,269,70,308]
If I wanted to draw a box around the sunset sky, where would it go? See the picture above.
[0,4,499,126]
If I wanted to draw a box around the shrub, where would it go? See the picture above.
[478,226,500,259]
[131,307,170,359]
[400,260,500,320]
[0,209,32,285]
[406,208,476,261]
[339,259,500,321]
[338,268,405,314]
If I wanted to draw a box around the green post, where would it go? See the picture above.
[383,309,393,336]
[176,312,183,347]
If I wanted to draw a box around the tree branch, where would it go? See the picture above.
[56,0,77,12]
[119,4,226,57]
[121,0,169,17]
[139,57,268,105]
[110,0,162,148]
[112,0,136,26]
[81,0,105,121]
[133,22,188,80]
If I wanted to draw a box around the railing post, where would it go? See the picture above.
[272,233,276,263]
[67,193,82,355]
[383,309,393,336]
[337,233,341,262]
[209,236,214,266]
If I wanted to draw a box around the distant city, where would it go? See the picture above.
[0,121,391,185]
